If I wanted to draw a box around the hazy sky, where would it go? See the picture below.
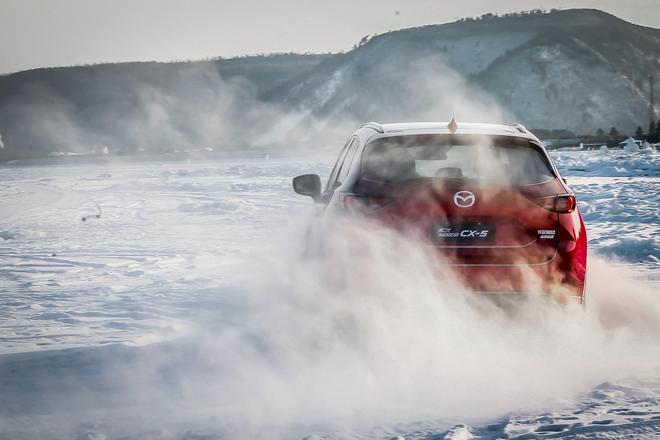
[1,0,659,74]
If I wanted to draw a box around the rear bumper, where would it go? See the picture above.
[468,291,584,307]
[445,256,585,304]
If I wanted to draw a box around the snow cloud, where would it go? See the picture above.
[11,218,659,438]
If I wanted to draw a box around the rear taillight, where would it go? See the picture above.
[338,193,393,212]
[532,194,576,213]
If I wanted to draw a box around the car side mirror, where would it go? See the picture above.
[292,174,322,202]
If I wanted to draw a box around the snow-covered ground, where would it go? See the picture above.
[0,150,658,439]
[0,158,325,353]
[553,149,659,282]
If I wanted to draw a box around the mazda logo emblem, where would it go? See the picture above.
[453,191,475,208]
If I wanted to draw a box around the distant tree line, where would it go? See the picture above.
[457,9,561,22]
[532,119,660,143]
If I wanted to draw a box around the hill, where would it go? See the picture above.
[1,9,658,160]
[0,54,330,160]
[267,9,660,133]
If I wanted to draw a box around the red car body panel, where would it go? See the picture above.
[350,179,586,302]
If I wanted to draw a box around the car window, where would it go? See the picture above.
[362,135,555,185]
[325,138,353,193]
[337,136,359,183]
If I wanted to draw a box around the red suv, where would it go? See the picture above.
[293,121,587,303]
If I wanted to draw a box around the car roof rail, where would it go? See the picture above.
[512,123,528,133]
[361,122,385,133]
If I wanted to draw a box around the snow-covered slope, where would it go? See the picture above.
[0,149,658,439]
[269,9,660,133]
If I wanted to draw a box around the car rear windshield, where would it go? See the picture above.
[361,135,555,185]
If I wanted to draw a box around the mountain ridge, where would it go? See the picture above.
[269,9,659,131]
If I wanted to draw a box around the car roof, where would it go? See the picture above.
[358,121,541,143]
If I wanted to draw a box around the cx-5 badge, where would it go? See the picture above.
[454,191,475,208]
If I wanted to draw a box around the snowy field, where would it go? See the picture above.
[0,149,658,439]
